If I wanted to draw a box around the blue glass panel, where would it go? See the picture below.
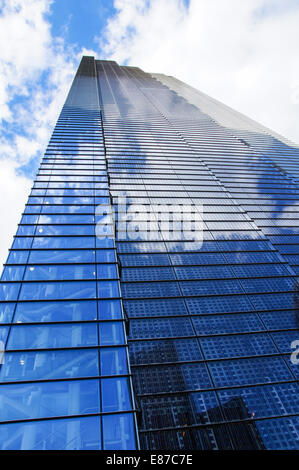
[186,295,254,314]
[12,238,32,249]
[124,298,188,317]
[41,205,95,214]
[96,250,116,262]
[21,215,38,224]
[101,377,132,412]
[271,330,299,353]
[250,292,294,310]
[139,391,221,428]
[36,225,94,236]
[96,237,115,248]
[29,250,95,264]
[0,416,101,450]
[97,281,120,298]
[7,323,98,349]
[24,264,96,281]
[100,347,128,376]
[0,283,20,301]
[16,226,35,236]
[0,303,15,323]
[39,214,95,224]
[260,310,299,330]
[1,266,25,281]
[99,322,125,346]
[0,349,99,382]
[32,236,95,249]
[28,197,44,204]
[98,299,122,319]
[130,317,194,339]
[218,383,299,420]
[122,281,180,298]
[7,251,29,264]
[133,363,212,394]
[102,413,136,450]
[193,314,264,335]
[97,264,118,279]
[255,417,299,450]
[209,357,292,388]
[0,326,9,345]
[0,379,100,421]
[95,197,110,204]
[14,300,97,323]
[129,338,202,365]
[24,205,40,214]
[200,333,276,359]
[19,281,96,300]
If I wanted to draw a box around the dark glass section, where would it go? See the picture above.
[1,55,299,450]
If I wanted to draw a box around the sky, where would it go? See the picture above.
[0,0,299,267]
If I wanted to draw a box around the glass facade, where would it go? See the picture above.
[1,56,299,450]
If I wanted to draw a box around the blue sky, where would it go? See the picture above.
[0,0,299,267]
[50,0,116,53]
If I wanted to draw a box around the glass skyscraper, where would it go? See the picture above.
[1,55,299,450]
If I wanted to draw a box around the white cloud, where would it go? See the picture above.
[0,0,82,269]
[1,0,299,271]
[99,0,299,145]
[0,161,32,268]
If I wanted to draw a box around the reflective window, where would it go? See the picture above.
[7,323,98,349]
[14,300,98,323]
[24,264,96,281]
[0,379,100,420]
[1,266,25,281]
[101,377,132,412]
[19,281,96,300]
[98,299,122,319]
[0,303,15,323]
[99,322,125,345]
[0,283,20,301]
[0,416,101,450]
[102,413,136,450]
[100,347,128,376]
[0,349,99,382]
[29,250,95,264]
[97,281,120,298]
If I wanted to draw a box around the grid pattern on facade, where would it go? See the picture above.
[0,56,299,450]
[0,57,138,451]
[97,60,299,450]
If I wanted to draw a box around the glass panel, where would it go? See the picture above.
[7,251,29,264]
[97,264,118,279]
[101,377,132,412]
[102,413,136,450]
[19,281,96,300]
[0,303,15,323]
[24,264,96,281]
[0,416,101,450]
[97,281,120,298]
[100,347,128,376]
[0,283,20,301]
[32,237,95,249]
[0,379,100,420]
[99,322,125,346]
[0,349,99,382]
[14,300,98,323]
[7,323,98,349]
[29,250,95,264]
[98,300,122,319]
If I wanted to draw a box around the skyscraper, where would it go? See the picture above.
[0,56,299,450]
